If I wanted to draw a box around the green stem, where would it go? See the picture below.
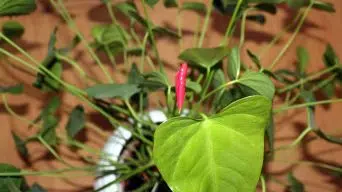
[198,0,214,47]
[142,0,162,70]
[220,0,244,46]
[260,175,266,192]
[124,100,156,129]
[269,1,314,70]
[140,32,149,72]
[275,98,342,113]
[94,161,154,192]
[239,8,252,48]
[273,127,311,151]
[258,11,302,59]
[37,136,74,167]
[51,0,113,83]
[193,15,202,47]
[278,65,338,93]
[0,167,96,177]
[104,45,116,68]
[106,1,117,24]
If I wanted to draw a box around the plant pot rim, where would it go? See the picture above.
[93,109,168,192]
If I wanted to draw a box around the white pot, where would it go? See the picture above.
[93,110,168,192]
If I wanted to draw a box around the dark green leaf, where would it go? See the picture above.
[321,81,334,99]
[42,96,61,115]
[91,24,129,46]
[179,47,229,69]
[287,172,304,192]
[186,80,202,93]
[215,87,245,111]
[238,71,275,99]
[247,49,261,70]
[296,46,309,75]
[313,1,335,13]
[287,0,309,9]
[323,44,339,67]
[28,183,47,192]
[181,2,206,13]
[211,69,226,110]
[246,14,266,25]
[154,96,272,192]
[0,0,36,16]
[144,71,170,88]
[0,164,23,192]
[254,3,277,14]
[33,29,62,93]
[115,2,148,27]
[66,105,85,139]
[11,132,28,159]
[128,63,144,84]
[0,84,23,95]
[2,21,24,39]
[228,46,240,80]
[85,84,140,100]
[163,0,178,8]
[145,0,159,8]
[153,26,180,38]
[40,114,58,146]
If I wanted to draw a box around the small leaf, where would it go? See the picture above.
[181,2,206,13]
[0,0,37,16]
[0,84,24,95]
[66,105,85,139]
[144,71,170,88]
[227,46,240,80]
[323,44,339,67]
[163,0,178,8]
[153,26,180,39]
[287,0,309,9]
[247,49,261,69]
[313,1,335,13]
[28,183,47,192]
[179,47,229,69]
[85,84,140,100]
[2,21,24,39]
[0,164,23,191]
[11,132,28,159]
[246,14,266,25]
[186,80,202,94]
[40,114,58,146]
[145,0,160,7]
[128,63,144,84]
[287,172,304,192]
[154,96,272,192]
[254,3,277,14]
[238,71,275,99]
[296,46,309,75]
[115,2,148,27]
[92,24,129,46]
[321,81,334,99]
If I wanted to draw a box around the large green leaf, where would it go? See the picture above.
[2,21,24,39]
[0,0,36,16]
[0,84,23,95]
[154,95,272,192]
[179,47,229,69]
[238,71,275,99]
[66,105,85,139]
[0,164,23,192]
[85,84,140,100]
[227,46,240,80]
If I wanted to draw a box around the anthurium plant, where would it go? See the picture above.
[0,0,341,192]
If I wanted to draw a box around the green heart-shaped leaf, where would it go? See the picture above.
[238,71,275,99]
[179,47,229,69]
[154,95,271,192]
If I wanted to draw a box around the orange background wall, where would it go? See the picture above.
[0,0,341,191]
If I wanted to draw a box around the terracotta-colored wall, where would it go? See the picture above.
[0,0,341,191]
